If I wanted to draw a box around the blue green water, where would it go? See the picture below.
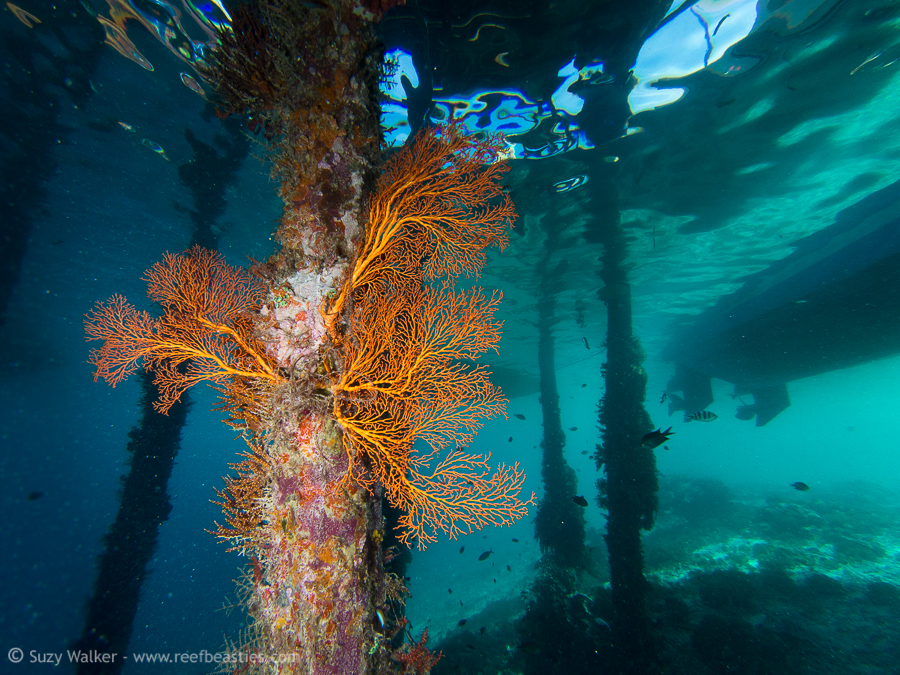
[3,0,900,673]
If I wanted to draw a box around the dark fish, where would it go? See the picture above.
[791,482,810,492]
[660,392,667,404]
[514,413,526,420]
[467,644,476,650]
[641,427,674,449]
[582,383,587,387]
[508,437,513,442]
[713,13,730,36]
[520,642,541,655]
[572,495,588,507]
[493,578,497,583]
[512,538,519,543]
[478,548,493,561]
[480,626,486,634]
[460,546,465,554]
[581,450,588,455]
[569,426,578,431]
[685,411,718,422]
[448,588,452,594]
[583,337,590,350]
[51,239,64,246]
[27,490,44,501]
[458,619,468,627]
[506,565,511,571]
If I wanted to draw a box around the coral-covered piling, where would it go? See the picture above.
[88,2,531,672]
[189,2,388,670]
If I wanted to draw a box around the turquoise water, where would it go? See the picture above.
[3,0,900,673]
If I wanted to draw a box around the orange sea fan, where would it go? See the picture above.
[334,285,526,547]
[85,246,279,414]
[331,123,533,548]
[325,120,515,328]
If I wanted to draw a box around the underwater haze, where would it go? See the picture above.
[3,0,900,673]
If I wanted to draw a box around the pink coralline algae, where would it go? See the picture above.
[260,266,342,370]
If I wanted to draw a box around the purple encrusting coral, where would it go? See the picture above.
[274,474,303,506]
[248,412,379,673]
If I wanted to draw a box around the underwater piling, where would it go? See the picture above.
[200,3,386,670]
[533,229,588,567]
[519,223,593,674]
[591,173,659,672]
[74,373,188,675]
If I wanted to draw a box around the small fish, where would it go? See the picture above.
[27,490,44,501]
[641,427,674,449]
[460,546,465,554]
[663,445,670,451]
[581,450,588,455]
[791,482,810,492]
[118,121,135,131]
[460,600,463,606]
[514,413,525,420]
[506,565,511,571]
[458,619,467,627]
[582,383,587,387]
[572,495,588,507]
[660,392,667,404]
[480,627,486,634]
[511,538,519,543]
[508,437,513,442]
[520,642,541,655]
[448,588,452,594]
[493,578,497,583]
[478,548,493,561]
[685,411,718,422]
[569,426,578,431]
[583,337,590,350]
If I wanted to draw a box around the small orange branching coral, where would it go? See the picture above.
[393,628,442,674]
[331,122,533,548]
[85,246,280,413]
[209,436,272,554]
